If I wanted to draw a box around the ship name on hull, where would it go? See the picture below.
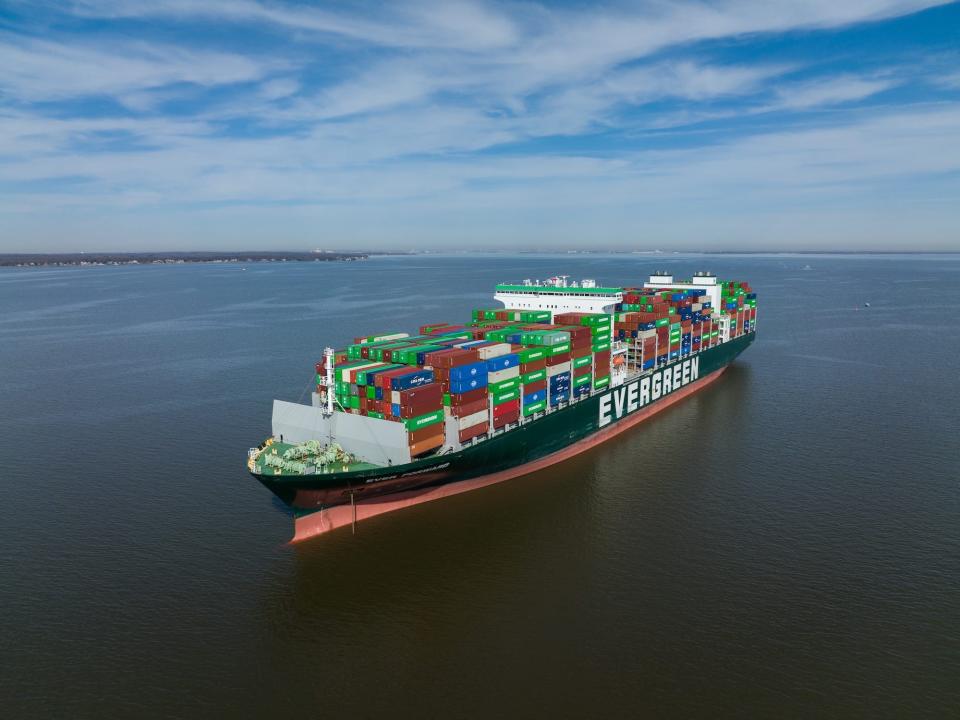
[599,357,700,427]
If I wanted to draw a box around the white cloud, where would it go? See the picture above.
[71,0,519,51]
[2,0,958,250]
[0,33,274,101]
[258,77,300,100]
[771,75,895,109]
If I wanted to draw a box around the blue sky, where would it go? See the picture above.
[1,0,959,252]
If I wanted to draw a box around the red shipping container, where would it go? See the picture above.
[574,364,591,378]
[449,387,488,406]
[562,326,591,342]
[546,352,571,366]
[450,398,488,418]
[492,409,519,429]
[520,358,547,372]
[419,322,448,334]
[424,348,478,368]
[410,433,444,457]
[553,314,583,325]
[399,399,442,418]
[398,382,442,407]
[408,424,442,444]
[374,367,411,389]
[492,399,520,418]
[523,379,547,394]
[458,422,488,443]
[594,349,611,365]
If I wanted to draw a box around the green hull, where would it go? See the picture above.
[252,333,755,514]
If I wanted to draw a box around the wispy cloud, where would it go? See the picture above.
[0,33,274,103]
[771,75,896,109]
[1,0,958,251]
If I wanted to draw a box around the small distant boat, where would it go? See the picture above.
[864,302,871,308]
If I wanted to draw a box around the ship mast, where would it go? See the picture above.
[323,346,335,416]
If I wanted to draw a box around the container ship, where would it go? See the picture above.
[247,271,757,541]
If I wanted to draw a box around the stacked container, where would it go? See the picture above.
[312,277,756,457]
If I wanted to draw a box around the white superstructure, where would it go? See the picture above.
[494,278,622,318]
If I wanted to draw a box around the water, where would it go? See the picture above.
[1,254,957,718]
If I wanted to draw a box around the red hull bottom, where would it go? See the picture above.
[292,367,726,543]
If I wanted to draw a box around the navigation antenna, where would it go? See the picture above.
[323,347,335,417]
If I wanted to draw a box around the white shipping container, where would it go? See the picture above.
[488,366,520,383]
[547,362,571,376]
[476,343,511,359]
[345,362,381,383]
[457,410,488,430]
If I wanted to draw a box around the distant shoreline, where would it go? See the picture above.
[0,251,370,267]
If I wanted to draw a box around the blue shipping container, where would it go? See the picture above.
[449,361,487,382]
[486,353,519,371]
[391,369,434,391]
[523,390,545,405]
[450,376,488,394]
[550,392,569,406]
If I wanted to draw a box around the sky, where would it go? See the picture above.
[1,0,959,252]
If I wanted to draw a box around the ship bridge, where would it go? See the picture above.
[494,283,623,318]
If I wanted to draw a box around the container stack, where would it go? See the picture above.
[431,348,489,444]
[311,277,755,457]
[719,281,756,338]
[553,312,613,397]
[519,347,548,416]
[614,285,725,369]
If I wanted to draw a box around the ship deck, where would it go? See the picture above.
[249,440,382,477]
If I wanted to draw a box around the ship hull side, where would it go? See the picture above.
[251,332,754,541]
[291,362,729,541]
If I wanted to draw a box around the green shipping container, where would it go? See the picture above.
[522,399,547,416]
[489,377,520,394]
[594,375,611,390]
[549,342,571,356]
[592,340,611,352]
[574,374,592,387]
[573,354,592,369]
[580,314,611,328]
[519,347,547,363]
[368,411,385,419]
[655,317,669,327]
[492,387,521,405]
[522,368,547,384]
[404,409,444,431]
